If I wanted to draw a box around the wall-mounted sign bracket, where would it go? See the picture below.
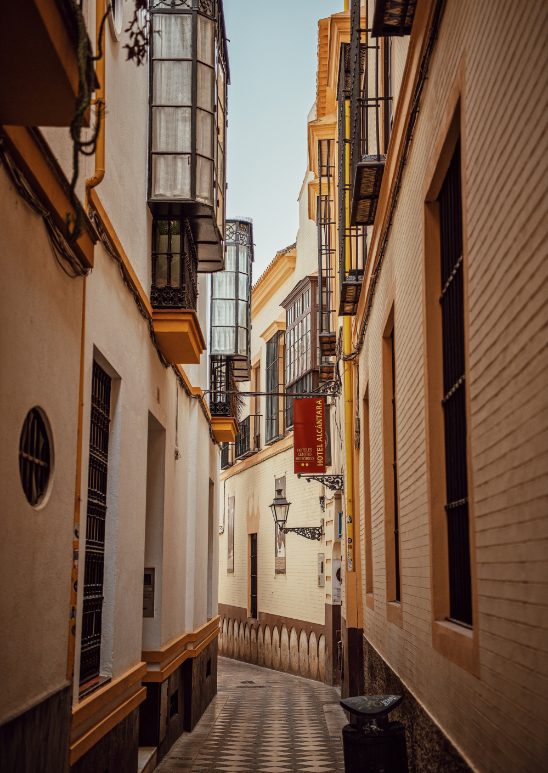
[282,524,324,541]
[297,473,344,492]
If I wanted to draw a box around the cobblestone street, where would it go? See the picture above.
[155,657,347,773]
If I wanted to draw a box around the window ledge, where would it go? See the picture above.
[433,619,479,676]
[387,601,403,627]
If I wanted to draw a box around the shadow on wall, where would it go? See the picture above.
[219,617,326,682]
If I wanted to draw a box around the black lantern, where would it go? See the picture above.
[270,488,291,529]
[270,488,324,541]
[148,0,229,272]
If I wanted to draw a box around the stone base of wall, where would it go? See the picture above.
[363,635,471,773]
[218,604,327,682]
[182,637,218,732]
[139,638,218,762]
[71,706,139,773]
[0,684,71,773]
[325,603,341,685]
[342,618,364,698]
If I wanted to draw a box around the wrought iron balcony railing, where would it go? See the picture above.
[349,0,392,227]
[371,0,417,38]
[151,217,198,310]
[337,42,367,317]
[235,415,260,459]
[210,355,238,418]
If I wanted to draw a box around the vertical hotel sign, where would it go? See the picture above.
[293,398,326,474]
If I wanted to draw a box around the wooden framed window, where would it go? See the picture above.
[282,276,319,429]
[363,387,374,607]
[265,333,282,443]
[382,310,402,624]
[437,141,472,626]
[424,101,478,673]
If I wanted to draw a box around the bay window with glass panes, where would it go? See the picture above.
[148,0,228,272]
[282,276,319,428]
[210,218,253,381]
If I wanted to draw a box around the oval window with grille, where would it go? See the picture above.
[19,407,52,507]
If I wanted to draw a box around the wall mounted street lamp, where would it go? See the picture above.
[270,488,324,542]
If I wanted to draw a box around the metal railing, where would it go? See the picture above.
[209,356,238,418]
[235,415,261,459]
[151,218,198,310]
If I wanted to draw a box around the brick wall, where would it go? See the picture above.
[354,0,548,770]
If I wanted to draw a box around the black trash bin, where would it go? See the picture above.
[340,695,408,773]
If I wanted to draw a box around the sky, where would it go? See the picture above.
[223,0,343,279]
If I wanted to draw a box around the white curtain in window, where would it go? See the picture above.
[196,156,213,204]
[197,63,214,111]
[153,13,192,59]
[212,300,235,326]
[196,109,214,158]
[151,154,191,198]
[152,107,191,153]
[211,327,235,354]
[153,61,192,106]
[197,15,214,64]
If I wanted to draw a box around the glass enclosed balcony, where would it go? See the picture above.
[148,0,229,272]
[210,218,254,381]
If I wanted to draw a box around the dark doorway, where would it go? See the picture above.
[250,534,258,619]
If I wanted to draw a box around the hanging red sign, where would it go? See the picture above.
[293,397,326,474]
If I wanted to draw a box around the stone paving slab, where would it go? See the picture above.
[155,657,346,773]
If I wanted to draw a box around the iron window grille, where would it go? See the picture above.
[371,0,418,38]
[390,329,401,602]
[209,355,237,418]
[265,332,283,443]
[337,46,367,316]
[147,0,229,272]
[151,217,198,309]
[210,218,254,380]
[349,0,393,227]
[220,441,233,469]
[438,141,472,627]
[235,414,260,459]
[317,139,337,358]
[80,361,111,688]
[19,407,51,507]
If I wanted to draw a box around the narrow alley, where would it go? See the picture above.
[154,658,346,773]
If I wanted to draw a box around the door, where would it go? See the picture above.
[250,533,258,619]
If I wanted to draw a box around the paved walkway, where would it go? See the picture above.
[155,657,347,773]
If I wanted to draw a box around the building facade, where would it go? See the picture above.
[308,0,548,770]
[0,1,238,771]
[217,164,346,685]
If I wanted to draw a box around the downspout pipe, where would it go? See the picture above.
[67,0,107,693]
[86,0,107,200]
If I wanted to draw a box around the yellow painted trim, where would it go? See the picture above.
[260,318,286,342]
[143,616,219,665]
[1,126,95,268]
[252,249,296,318]
[70,687,146,765]
[143,629,219,683]
[142,617,220,683]
[72,661,147,729]
[211,416,238,443]
[221,434,293,480]
[152,309,206,365]
[88,188,152,316]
